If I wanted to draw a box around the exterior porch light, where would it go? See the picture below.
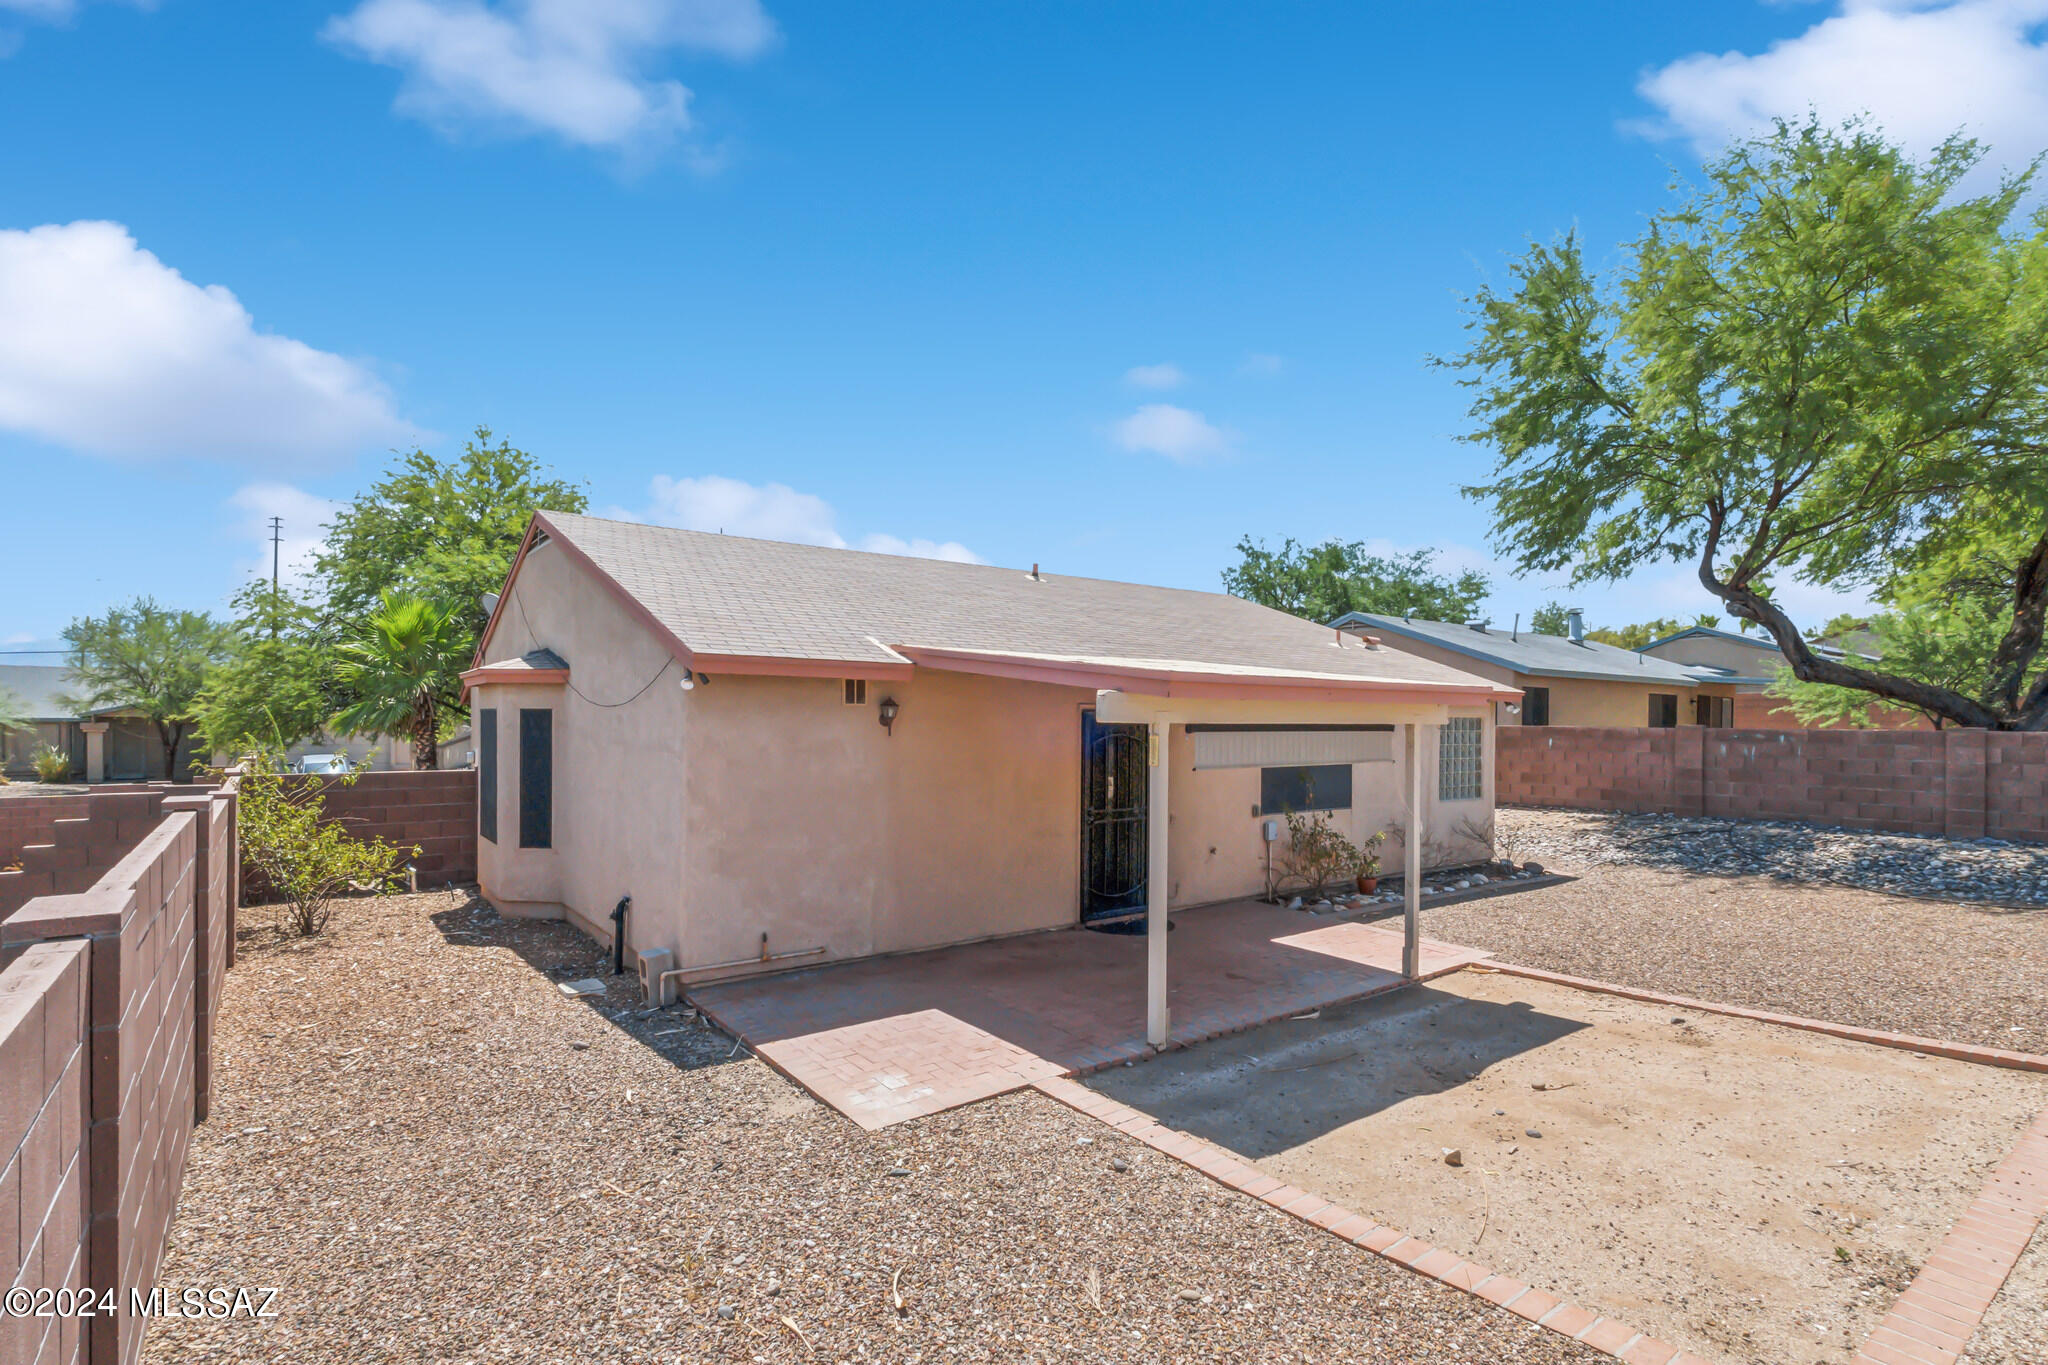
[878,696,900,735]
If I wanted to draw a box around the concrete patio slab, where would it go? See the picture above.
[689,899,1489,1128]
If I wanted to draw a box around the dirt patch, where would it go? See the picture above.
[1093,969,2048,1365]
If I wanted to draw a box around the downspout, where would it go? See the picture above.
[611,895,631,976]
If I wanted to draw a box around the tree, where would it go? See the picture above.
[61,598,229,781]
[1584,614,1721,651]
[1529,602,1573,636]
[330,592,467,769]
[316,427,587,656]
[1445,120,2048,729]
[192,581,339,756]
[1223,539,1489,623]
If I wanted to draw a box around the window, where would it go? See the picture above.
[1648,693,1679,728]
[1695,695,1733,727]
[1438,716,1483,801]
[519,708,553,849]
[1259,764,1352,815]
[1521,686,1550,727]
[477,709,498,844]
[843,678,867,705]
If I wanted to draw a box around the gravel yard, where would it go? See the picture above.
[1501,807,2048,906]
[144,888,1597,1365]
[1422,809,2048,1057]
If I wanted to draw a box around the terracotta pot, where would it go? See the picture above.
[1355,875,1378,894]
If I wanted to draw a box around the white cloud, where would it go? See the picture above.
[1122,362,1186,390]
[856,533,981,564]
[625,474,984,562]
[0,221,413,464]
[323,0,776,151]
[1637,0,2048,174]
[1237,352,1285,377]
[227,483,343,590]
[2,632,33,645]
[1111,403,1233,463]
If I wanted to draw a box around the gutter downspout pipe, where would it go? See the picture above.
[611,896,631,976]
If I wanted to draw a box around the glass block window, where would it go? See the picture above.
[1438,716,1483,802]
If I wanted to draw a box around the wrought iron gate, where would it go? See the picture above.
[1080,709,1148,921]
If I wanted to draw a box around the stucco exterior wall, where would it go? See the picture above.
[1539,675,1698,727]
[680,670,1090,970]
[473,537,689,949]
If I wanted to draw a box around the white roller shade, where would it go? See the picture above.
[1189,727,1394,770]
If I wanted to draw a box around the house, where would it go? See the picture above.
[1639,625,1927,730]
[1328,609,1742,728]
[0,662,414,781]
[0,664,201,781]
[463,512,1519,1043]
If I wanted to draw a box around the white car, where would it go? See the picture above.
[293,753,353,775]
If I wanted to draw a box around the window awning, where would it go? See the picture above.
[1187,724,1394,770]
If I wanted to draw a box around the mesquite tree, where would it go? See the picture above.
[1445,120,2048,729]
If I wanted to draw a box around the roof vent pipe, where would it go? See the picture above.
[1567,608,1586,644]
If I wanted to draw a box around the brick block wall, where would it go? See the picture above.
[0,939,91,1365]
[279,769,477,888]
[1498,726,2048,844]
[0,792,176,922]
[0,775,238,1365]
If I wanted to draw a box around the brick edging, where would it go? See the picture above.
[1851,1106,2048,1365]
[1481,962,2048,1073]
[1030,1075,1711,1365]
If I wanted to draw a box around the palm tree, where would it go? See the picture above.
[331,591,466,770]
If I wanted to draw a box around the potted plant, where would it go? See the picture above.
[1353,830,1387,894]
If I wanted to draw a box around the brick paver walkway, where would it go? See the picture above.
[690,900,1488,1129]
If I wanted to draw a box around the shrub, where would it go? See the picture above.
[232,753,417,936]
[30,745,72,783]
[1274,810,1359,899]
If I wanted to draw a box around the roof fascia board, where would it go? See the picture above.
[900,646,1516,705]
[500,511,701,674]
[1355,616,1700,685]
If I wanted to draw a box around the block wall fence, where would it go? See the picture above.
[281,769,477,890]
[1496,726,2048,843]
[0,779,237,1365]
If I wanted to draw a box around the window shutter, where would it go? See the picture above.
[519,708,552,849]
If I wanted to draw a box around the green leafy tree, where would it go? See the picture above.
[192,581,339,755]
[1528,602,1573,636]
[315,427,586,657]
[60,597,229,781]
[1223,539,1489,623]
[1444,120,2048,729]
[331,592,467,769]
[1584,614,1722,651]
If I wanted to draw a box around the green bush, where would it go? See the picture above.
[230,753,418,936]
[30,745,72,783]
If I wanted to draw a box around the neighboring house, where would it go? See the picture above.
[1329,610,1740,728]
[1639,625,1926,730]
[0,663,201,781]
[463,511,1518,1030]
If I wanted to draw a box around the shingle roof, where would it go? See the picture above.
[520,513,1512,697]
[1331,613,1704,685]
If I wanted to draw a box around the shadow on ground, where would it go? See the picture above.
[389,886,753,1076]
[1090,979,1587,1157]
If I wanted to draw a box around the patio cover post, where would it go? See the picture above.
[1146,718,1170,1047]
[1403,722,1423,979]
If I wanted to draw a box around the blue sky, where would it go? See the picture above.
[6,0,2046,652]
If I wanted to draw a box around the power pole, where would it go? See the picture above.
[268,516,284,639]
